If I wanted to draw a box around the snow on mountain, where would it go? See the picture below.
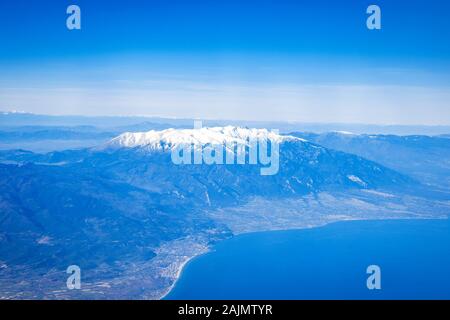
[332,131,357,135]
[1,110,32,115]
[347,175,367,187]
[106,126,304,151]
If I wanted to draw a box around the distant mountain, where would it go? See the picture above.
[291,132,450,189]
[3,112,450,135]
[0,112,194,128]
[0,122,190,153]
[0,127,114,141]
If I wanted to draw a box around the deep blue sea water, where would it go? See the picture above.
[166,219,450,299]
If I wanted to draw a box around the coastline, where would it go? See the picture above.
[160,216,449,300]
[164,218,450,300]
[159,248,210,300]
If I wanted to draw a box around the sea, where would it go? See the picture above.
[166,219,450,299]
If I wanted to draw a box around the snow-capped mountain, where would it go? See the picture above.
[106,126,302,151]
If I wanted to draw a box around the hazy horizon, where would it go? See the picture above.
[2,111,450,137]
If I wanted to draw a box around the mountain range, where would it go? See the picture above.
[0,125,449,299]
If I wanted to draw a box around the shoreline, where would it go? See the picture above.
[159,216,449,300]
[158,249,210,300]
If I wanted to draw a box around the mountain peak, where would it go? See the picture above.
[105,126,303,151]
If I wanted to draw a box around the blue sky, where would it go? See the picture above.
[0,0,450,124]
